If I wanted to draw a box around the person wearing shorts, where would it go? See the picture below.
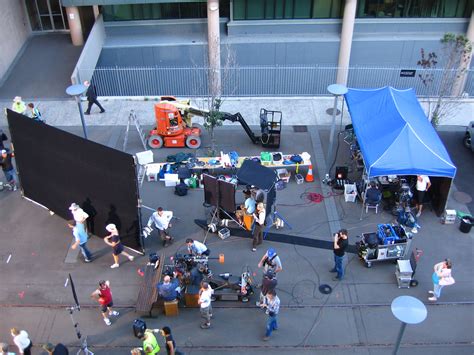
[416,175,431,217]
[104,224,134,268]
[91,280,120,326]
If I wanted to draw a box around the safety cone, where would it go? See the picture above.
[306,165,314,182]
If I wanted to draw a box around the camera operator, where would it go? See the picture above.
[157,274,181,302]
[186,238,210,256]
[331,229,349,281]
[257,248,282,276]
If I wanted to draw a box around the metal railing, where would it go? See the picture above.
[82,66,474,97]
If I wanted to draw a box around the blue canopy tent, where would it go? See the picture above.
[344,87,456,215]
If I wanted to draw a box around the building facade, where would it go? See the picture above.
[1,1,473,95]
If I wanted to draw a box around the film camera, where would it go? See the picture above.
[398,182,413,205]
[164,253,212,280]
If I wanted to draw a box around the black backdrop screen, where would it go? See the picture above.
[7,110,142,252]
[203,174,236,213]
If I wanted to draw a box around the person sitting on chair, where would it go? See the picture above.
[157,274,181,302]
[365,181,381,205]
[235,189,256,224]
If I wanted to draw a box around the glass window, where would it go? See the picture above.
[247,0,265,20]
[102,2,228,21]
[294,0,312,19]
[233,0,343,20]
[357,0,474,18]
[233,0,246,20]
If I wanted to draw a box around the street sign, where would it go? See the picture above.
[400,69,416,77]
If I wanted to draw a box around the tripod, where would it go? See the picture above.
[67,306,94,355]
[263,193,292,238]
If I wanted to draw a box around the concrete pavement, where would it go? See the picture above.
[0,124,472,354]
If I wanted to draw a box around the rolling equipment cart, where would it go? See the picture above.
[357,224,412,268]
[395,249,423,288]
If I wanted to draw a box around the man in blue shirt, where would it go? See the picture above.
[69,222,92,262]
[236,189,256,225]
[157,275,181,301]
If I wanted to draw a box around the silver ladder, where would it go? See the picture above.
[123,110,148,152]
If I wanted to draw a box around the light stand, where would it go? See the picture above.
[391,296,427,355]
[326,84,348,179]
[66,84,88,139]
[66,274,94,355]
[67,306,94,355]
[264,190,292,238]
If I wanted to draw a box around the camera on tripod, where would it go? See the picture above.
[398,182,413,204]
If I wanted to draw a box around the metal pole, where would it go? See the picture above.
[392,321,407,355]
[76,97,88,139]
[326,94,338,176]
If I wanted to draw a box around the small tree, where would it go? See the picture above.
[203,97,224,156]
[197,39,237,156]
[417,33,472,127]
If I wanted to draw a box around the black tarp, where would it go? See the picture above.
[237,160,278,217]
[6,109,143,252]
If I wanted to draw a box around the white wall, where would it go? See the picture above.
[0,0,31,83]
[71,15,105,84]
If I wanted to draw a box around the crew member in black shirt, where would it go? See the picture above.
[331,229,349,281]
[160,326,182,355]
[0,149,18,191]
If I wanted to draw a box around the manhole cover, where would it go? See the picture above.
[326,108,341,116]
[453,191,472,204]
[293,125,308,132]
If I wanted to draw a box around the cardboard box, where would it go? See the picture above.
[163,300,179,316]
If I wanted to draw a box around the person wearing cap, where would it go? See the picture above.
[11,96,26,114]
[257,248,282,275]
[0,149,18,191]
[147,207,173,247]
[90,280,120,326]
[84,80,105,115]
[251,202,266,252]
[235,189,256,225]
[42,342,69,354]
[139,329,161,354]
[69,203,89,241]
[256,269,277,307]
[104,223,134,268]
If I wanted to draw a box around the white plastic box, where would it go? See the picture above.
[344,183,357,202]
[276,168,291,183]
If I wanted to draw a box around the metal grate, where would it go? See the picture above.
[293,125,308,132]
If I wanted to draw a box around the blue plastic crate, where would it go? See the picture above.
[377,224,400,245]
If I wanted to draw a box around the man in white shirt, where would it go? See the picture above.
[147,207,173,247]
[415,175,431,217]
[198,282,214,329]
[186,238,210,256]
